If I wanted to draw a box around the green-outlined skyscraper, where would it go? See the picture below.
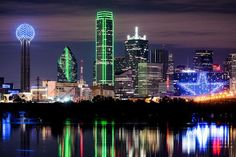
[57,46,78,83]
[95,11,114,86]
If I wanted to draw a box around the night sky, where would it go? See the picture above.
[1,0,236,88]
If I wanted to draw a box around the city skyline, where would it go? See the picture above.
[1,0,236,88]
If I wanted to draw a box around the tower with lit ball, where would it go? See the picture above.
[16,23,35,92]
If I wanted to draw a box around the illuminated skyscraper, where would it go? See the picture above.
[224,53,236,79]
[149,48,171,80]
[138,63,163,97]
[224,53,236,91]
[125,27,149,94]
[193,50,213,72]
[16,23,35,92]
[95,11,114,86]
[57,46,78,83]
[125,27,149,68]
[115,69,134,99]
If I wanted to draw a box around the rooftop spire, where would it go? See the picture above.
[135,26,139,38]
[127,26,147,40]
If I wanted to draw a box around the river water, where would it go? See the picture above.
[0,112,236,157]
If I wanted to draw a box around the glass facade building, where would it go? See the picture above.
[57,46,78,83]
[224,53,236,79]
[125,27,149,94]
[95,11,114,86]
[114,56,128,75]
[138,63,163,97]
[193,50,213,72]
[149,48,170,80]
[114,69,134,99]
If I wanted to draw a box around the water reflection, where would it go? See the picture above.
[1,113,236,157]
[182,123,229,156]
[2,112,11,141]
[94,121,115,157]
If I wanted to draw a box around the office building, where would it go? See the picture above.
[16,23,35,92]
[193,50,213,72]
[224,53,236,78]
[30,86,48,102]
[114,69,134,99]
[56,82,80,102]
[115,56,128,74]
[92,85,114,98]
[224,53,236,91]
[125,27,149,94]
[57,46,78,83]
[138,63,163,97]
[149,48,170,80]
[42,80,57,99]
[95,11,114,86]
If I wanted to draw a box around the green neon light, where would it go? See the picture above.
[96,11,114,85]
[112,16,114,85]
[64,126,71,157]
[58,143,62,157]
[102,16,105,83]
[64,47,71,82]
[102,121,107,157]
[95,16,97,84]
[111,122,115,157]
[101,120,107,125]
[95,121,97,157]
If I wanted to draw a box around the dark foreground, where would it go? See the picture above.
[1,97,236,125]
[1,97,236,157]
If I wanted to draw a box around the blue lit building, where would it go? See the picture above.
[174,71,229,96]
[0,77,20,100]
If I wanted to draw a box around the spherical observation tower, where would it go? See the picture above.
[16,23,35,92]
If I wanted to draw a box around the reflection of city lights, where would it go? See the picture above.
[213,139,221,155]
[182,123,229,155]
[196,125,209,149]
[58,121,73,157]
[166,129,174,157]
[80,128,83,157]
[94,120,115,157]
[2,113,11,141]
[182,129,196,154]
[42,127,51,141]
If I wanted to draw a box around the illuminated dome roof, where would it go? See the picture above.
[16,23,35,41]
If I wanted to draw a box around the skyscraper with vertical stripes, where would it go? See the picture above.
[95,11,114,86]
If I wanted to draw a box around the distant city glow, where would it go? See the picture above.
[16,23,35,42]
[194,91,235,102]
[177,72,225,96]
